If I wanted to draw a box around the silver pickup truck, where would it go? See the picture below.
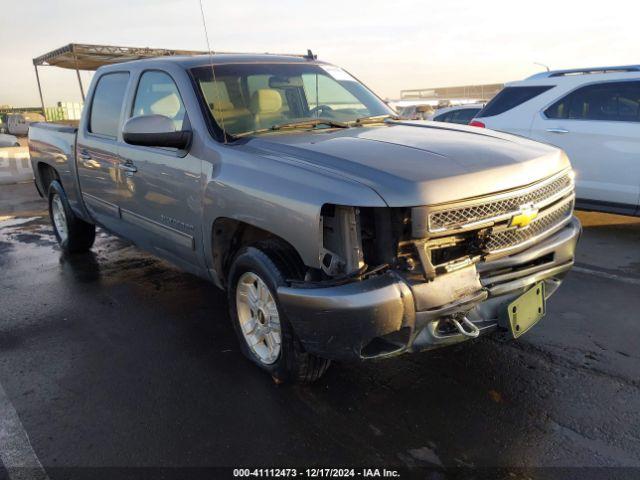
[29,53,580,383]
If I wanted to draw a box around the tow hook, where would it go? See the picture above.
[450,315,480,338]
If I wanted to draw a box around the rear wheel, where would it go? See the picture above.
[48,180,96,254]
[228,242,331,383]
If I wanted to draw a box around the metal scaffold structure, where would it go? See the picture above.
[32,43,206,116]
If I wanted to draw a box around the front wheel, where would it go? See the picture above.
[48,180,96,254]
[228,242,331,384]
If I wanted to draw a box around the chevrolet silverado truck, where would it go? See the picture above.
[29,53,580,383]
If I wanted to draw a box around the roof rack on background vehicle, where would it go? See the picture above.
[527,64,640,80]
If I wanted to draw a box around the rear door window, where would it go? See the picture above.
[545,81,640,122]
[479,86,553,117]
[89,72,129,137]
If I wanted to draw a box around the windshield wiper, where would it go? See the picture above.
[270,118,350,131]
[235,118,350,138]
[351,114,400,125]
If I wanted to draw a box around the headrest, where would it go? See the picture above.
[201,81,231,103]
[250,89,282,114]
[149,93,182,118]
[210,100,235,112]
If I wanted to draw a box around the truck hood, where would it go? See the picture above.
[244,121,570,206]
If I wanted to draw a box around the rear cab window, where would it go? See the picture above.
[89,72,130,137]
[478,86,553,117]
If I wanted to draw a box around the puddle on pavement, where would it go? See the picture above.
[0,216,56,247]
[0,212,202,298]
[0,216,41,228]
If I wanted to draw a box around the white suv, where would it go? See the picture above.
[471,66,640,216]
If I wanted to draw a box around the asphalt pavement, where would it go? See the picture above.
[1,182,639,479]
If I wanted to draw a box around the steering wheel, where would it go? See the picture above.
[309,104,334,117]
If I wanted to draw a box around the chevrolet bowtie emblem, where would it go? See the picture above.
[509,204,539,228]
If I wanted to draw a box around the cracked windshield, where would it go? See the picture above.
[192,62,394,136]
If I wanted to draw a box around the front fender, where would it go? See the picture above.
[201,144,386,276]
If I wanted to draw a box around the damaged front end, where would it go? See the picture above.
[277,169,580,361]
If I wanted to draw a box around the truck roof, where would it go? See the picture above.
[97,53,328,72]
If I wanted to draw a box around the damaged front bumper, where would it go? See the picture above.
[277,217,581,361]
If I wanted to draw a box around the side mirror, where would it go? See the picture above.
[122,114,191,149]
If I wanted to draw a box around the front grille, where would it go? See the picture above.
[428,172,573,232]
[485,197,574,253]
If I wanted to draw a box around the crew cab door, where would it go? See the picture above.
[117,70,203,266]
[530,81,640,213]
[76,71,131,233]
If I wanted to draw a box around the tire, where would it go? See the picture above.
[228,241,331,384]
[48,180,96,254]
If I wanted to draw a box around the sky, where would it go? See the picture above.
[1,0,639,107]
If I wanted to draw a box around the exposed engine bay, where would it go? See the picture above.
[314,169,575,287]
[278,171,578,356]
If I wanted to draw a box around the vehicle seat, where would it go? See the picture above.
[250,89,284,130]
[201,81,253,134]
[209,100,253,133]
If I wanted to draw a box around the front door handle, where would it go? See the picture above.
[546,128,569,134]
[79,150,92,160]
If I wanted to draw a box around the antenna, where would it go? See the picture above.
[534,62,550,72]
[198,0,227,143]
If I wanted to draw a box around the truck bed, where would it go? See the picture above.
[28,122,78,205]
[30,121,78,135]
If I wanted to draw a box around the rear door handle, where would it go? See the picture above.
[78,149,99,169]
[546,128,569,134]
[118,162,138,174]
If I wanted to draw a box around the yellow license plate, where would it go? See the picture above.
[507,282,545,338]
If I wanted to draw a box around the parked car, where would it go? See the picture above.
[7,112,45,136]
[29,53,579,383]
[471,65,640,216]
[0,133,20,147]
[398,104,434,119]
[430,103,484,124]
